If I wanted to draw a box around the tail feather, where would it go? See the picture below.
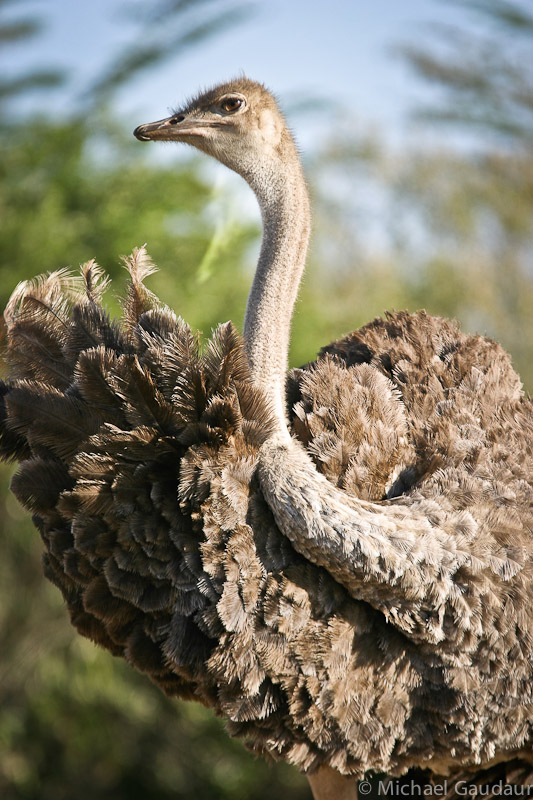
[112,355,182,433]
[120,246,160,331]
[203,322,252,393]
[10,457,73,513]
[64,303,127,367]
[5,271,74,389]
[74,347,130,427]
[3,268,82,328]
[136,311,198,399]
[5,381,103,460]
[80,259,111,304]
[0,381,31,461]
[6,316,72,388]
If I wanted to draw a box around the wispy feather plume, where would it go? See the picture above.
[80,259,111,304]
[121,246,160,330]
[4,268,82,326]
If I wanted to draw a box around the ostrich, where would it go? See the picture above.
[1,77,532,800]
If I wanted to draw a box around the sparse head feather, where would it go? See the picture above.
[175,76,280,117]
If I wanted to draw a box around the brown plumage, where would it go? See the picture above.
[2,78,533,800]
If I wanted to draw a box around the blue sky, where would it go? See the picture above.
[5,0,470,147]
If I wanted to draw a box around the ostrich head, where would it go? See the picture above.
[133,77,298,182]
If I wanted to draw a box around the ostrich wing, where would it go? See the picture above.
[261,313,533,652]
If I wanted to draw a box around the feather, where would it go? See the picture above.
[112,355,181,433]
[64,303,127,366]
[6,317,71,388]
[155,318,200,403]
[74,347,130,426]
[5,381,103,460]
[3,268,81,327]
[80,259,111,304]
[120,246,159,330]
[202,322,251,392]
[10,457,72,513]
[0,382,31,461]
[137,307,180,341]
[4,271,77,388]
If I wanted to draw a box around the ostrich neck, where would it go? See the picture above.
[258,435,524,658]
[243,155,310,436]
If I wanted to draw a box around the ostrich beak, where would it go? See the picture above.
[133,114,212,142]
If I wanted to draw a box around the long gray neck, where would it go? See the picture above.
[242,150,311,437]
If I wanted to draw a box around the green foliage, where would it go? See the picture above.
[302,131,533,389]
[0,117,257,336]
[0,577,306,799]
[398,0,533,146]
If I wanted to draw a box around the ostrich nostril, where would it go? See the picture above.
[169,115,185,125]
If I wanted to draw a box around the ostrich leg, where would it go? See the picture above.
[307,767,359,800]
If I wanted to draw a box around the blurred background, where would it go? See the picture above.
[1,0,532,797]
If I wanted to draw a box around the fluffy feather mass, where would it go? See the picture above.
[1,247,533,786]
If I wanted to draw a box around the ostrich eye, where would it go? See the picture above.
[220,96,244,113]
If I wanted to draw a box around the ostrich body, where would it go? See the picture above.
[1,78,533,800]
